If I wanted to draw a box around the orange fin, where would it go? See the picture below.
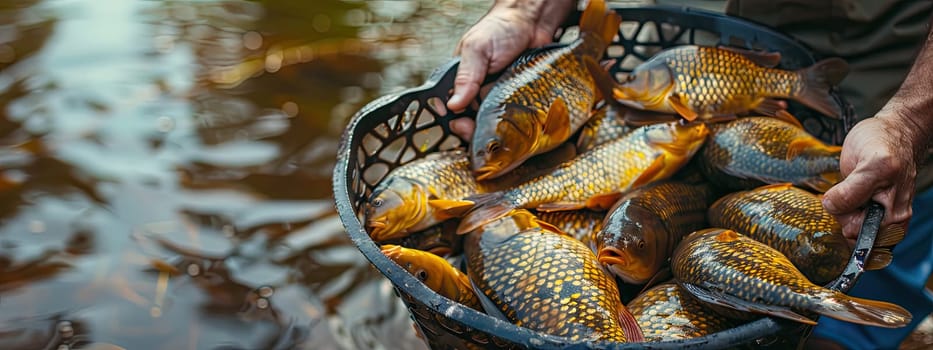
[533,218,570,237]
[668,94,698,121]
[585,56,622,108]
[542,97,572,142]
[715,229,740,242]
[579,0,622,51]
[456,192,511,235]
[704,115,738,124]
[865,248,893,270]
[630,156,666,189]
[536,201,587,212]
[753,99,802,128]
[623,108,681,127]
[680,282,817,325]
[618,303,646,342]
[815,294,911,328]
[802,172,842,193]
[796,57,849,119]
[718,45,782,68]
[585,192,622,211]
[429,199,475,219]
[758,182,795,191]
[876,223,907,247]
[786,137,840,159]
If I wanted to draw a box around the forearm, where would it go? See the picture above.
[490,0,576,28]
[877,27,933,164]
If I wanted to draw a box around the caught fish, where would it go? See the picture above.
[671,228,911,328]
[381,245,483,311]
[576,102,633,153]
[464,209,644,342]
[595,182,714,284]
[699,117,841,192]
[627,282,734,342]
[708,183,904,284]
[364,150,479,241]
[458,121,709,235]
[535,210,606,247]
[471,0,621,180]
[603,45,848,121]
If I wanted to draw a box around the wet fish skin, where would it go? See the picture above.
[595,181,714,284]
[576,102,633,153]
[464,209,643,342]
[672,228,911,328]
[612,45,848,121]
[381,244,482,311]
[365,150,479,241]
[458,121,709,235]
[627,281,734,342]
[378,220,462,258]
[470,0,621,181]
[699,117,841,193]
[708,183,851,285]
[535,210,606,248]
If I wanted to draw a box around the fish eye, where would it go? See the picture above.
[487,141,500,154]
[372,198,384,207]
[637,239,646,250]
[416,269,428,282]
[626,74,637,82]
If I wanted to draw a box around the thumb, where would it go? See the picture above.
[448,47,488,112]
[822,171,878,215]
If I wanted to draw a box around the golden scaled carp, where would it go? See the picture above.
[458,121,709,235]
[699,117,841,192]
[365,150,479,241]
[535,210,606,248]
[381,245,482,311]
[627,281,734,342]
[463,209,644,342]
[709,183,904,284]
[607,45,848,121]
[379,220,462,258]
[594,182,714,284]
[671,228,911,328]
[470,0,621,181]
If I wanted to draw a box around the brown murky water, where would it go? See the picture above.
[0,1,483,349]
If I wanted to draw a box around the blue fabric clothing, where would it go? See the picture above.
[811,187,933,350]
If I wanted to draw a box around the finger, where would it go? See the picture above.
[836,210,866,240]
[881,184,914,227]
[450,118,476,141]
[448,44,488,112]
[822,171,881,215]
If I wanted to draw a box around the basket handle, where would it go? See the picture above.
[825,201,885,292]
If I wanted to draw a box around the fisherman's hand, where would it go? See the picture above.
[822,115,920,239]
[448,0,575,140]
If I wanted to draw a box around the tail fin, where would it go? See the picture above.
[875,223,907,247]
[815,292,912,328]
[795,58,849,119]
[865,248,893,270]
[579,0,622,55]
[456,192,514,235]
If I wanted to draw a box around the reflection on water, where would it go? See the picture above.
[0,0,483,349]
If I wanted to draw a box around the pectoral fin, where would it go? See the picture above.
[668,94,698,121]
[536,201,587,212]
[630,156,666,189]
[542,97,572,142]
[585,192,622,210]
[429,199,475,219]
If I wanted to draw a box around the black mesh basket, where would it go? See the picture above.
[334,5,884,349]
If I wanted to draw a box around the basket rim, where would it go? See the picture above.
[333,5,881,349]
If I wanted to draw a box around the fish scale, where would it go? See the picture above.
[510,123,705,209]
[709,184,851,285]
[665,46,799,114]
[627,282,734,342]
[464,210,641,342]
[535,210,605,247]
[699,117,840,192]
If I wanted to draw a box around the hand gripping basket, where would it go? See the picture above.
[334,5,884,349]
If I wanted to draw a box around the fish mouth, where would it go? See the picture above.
[474,165,501,181]
[597,247,629,267]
